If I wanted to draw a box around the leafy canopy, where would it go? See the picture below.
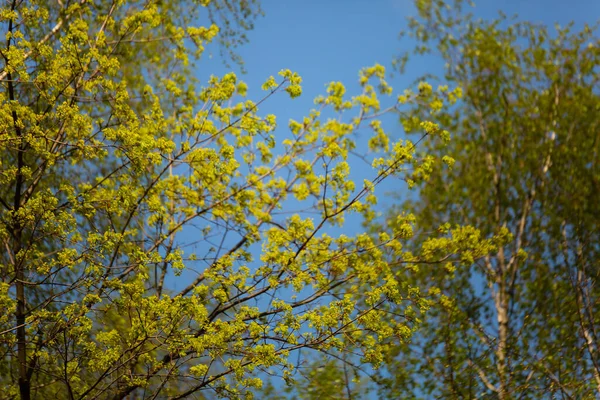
[374,1,600,399]
[0,0,481,399]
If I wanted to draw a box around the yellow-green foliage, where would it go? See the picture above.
[0,1,493,399]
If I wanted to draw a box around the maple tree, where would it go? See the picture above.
[0,1,484,399]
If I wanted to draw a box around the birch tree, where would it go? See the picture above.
[377,1,600,398]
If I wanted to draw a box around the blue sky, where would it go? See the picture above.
[197,0,600,211]
[208,0,600,120]
[177,0,600,299]
[183,0,600,263]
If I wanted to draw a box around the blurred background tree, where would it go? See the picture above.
[375,0,600,398]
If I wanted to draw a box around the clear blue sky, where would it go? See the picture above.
[178,0,600,288]
[184,0,600,252]
[205,0,600,125]
[196,0,600,213]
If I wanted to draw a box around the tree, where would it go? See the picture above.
[261,355,370,400]
[376,0,600,398]
[0,1,473,398]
